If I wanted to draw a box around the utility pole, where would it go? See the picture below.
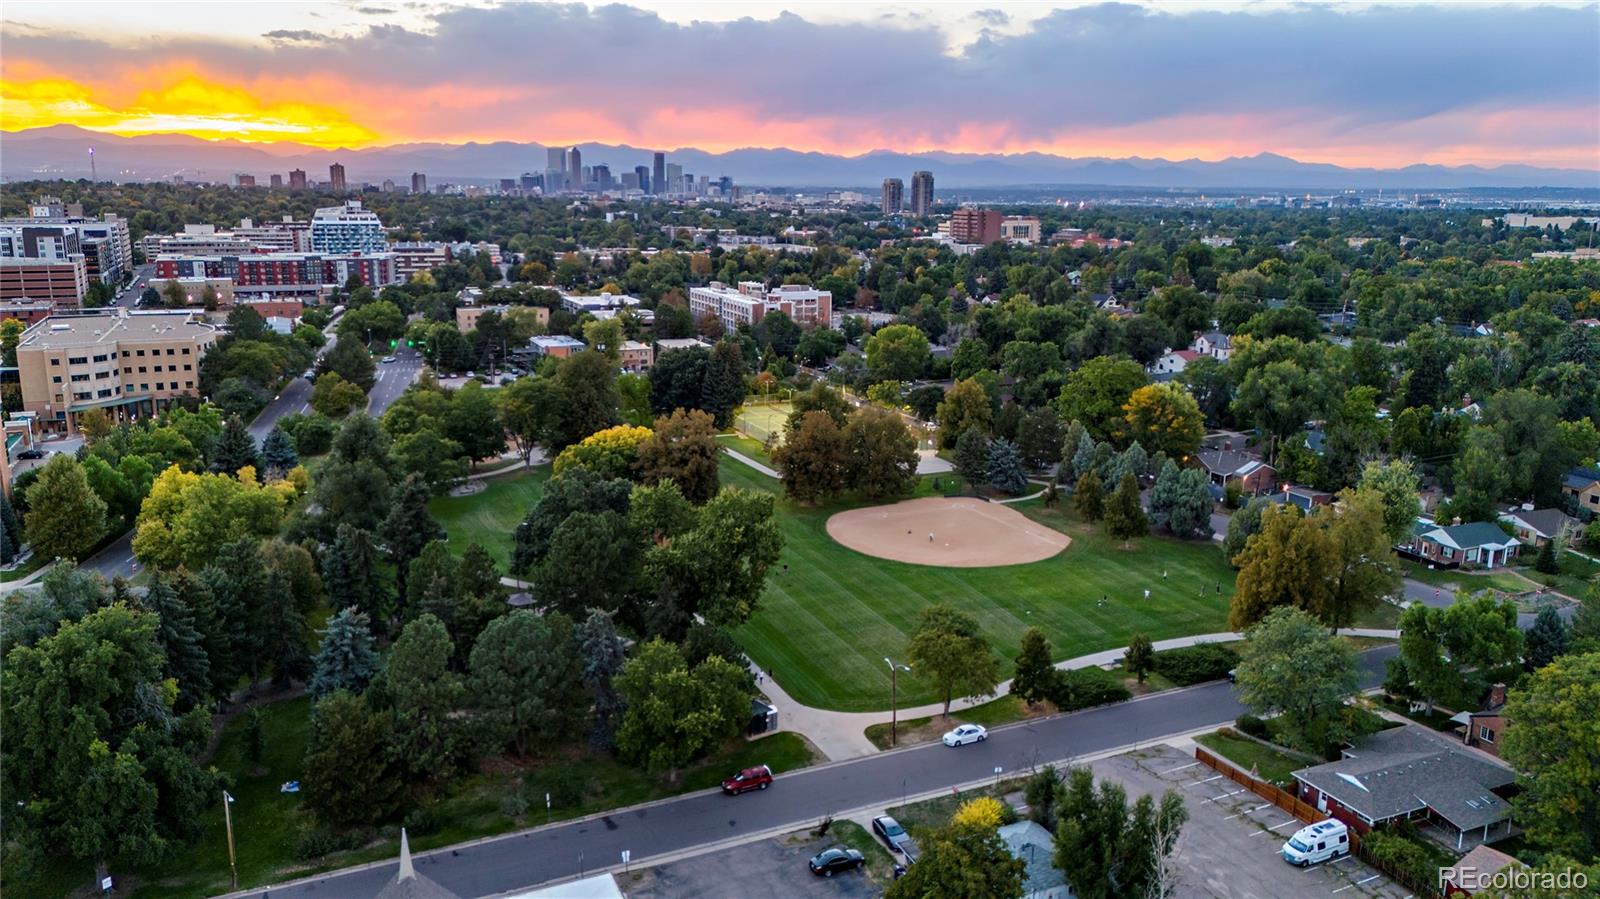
[222,790,238,890]
[884,657,910,747]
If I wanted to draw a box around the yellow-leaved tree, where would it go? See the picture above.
[132,465,297,569]
[552,425,653,481]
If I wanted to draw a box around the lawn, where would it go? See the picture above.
[427,465,551,570]
[728,457,1240,712]
[717,433,775,469]
[0,553,50,584]
[1401,560,1531,595]
[5,690,819,899]
[1516,550,1600,598]
[1194,729,1319,787]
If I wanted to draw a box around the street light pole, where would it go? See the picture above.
[884,657,910,748]
[222,790,238,890]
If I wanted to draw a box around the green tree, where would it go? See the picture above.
[324,524,388,627]
[1058,356,1149,443]
[392,426,469,488]
[302,690,401,827]
[1533,538,1559,575]
[1011,627,1055,705]
[699,339,747,428]
[1075,469,1105,522]
[311,371,368,417]
[512,467,632,574]
[382,474,445,596]
[210,415,260,475]
[1016,405,1064,470]
[1,605,215,871]
[0,489,22,564]
[1054,766,1188,899]
[865,323,931,382]
[576,610,628,750]
[498,375,561,462]
[787,381,852,430]
[613,638,752,780]
[469,611,587,757]
[309,607,380,699]
[1234,607,1359,751]
[636,408,720,503]
[384,614,469,785]
[1147,459,1182,533]
[1169,467,1214,540]
[1125,633,1154,684]
[321,336,376,391]
[1308,489,1401,633]
[1222,497,1268,566]
[884,815,1027,899]
[843,406,919,499]
[1394,597,1524,712]
[539,510,638,618]
[261,424,299,478]
[953,426,990,487]
[645,487,782,628]
[444,381,506,465]
[1104,473,1149,546]
[1451,427,1506,522]
[553,350,621,449]
[1228,505,1329,629]
[1357,459,1421,545]
[936,377,993,448]
[773,409,849,503]
[985,437,1030,495]
[1524,605,1570,670]
[142,572,212,711]
[906,604,1000,719]
[1500,652,1600,863]
[21,454,107,562]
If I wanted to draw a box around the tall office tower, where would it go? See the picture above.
[634,166,651,194]
[270,174,284,190]
[547,147,567,174]
[652,152,666,195]
[328,163,347,194]
[909,170,934,216]
[411,172,428,194]
[881,178,904,214]
[683,172,695,194]
[567,147,583,187]
[718,175,733,196]
[382,179,396,193]
[520,173,538,192]
[289,169,307,190]
[665,163,683,194]
[592,164,612,188]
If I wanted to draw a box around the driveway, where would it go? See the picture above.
[621,830,884,899]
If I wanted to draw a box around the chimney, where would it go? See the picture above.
[1452,516,1462,526]
[1223,441,1233,451]
[1489,683,1506,709]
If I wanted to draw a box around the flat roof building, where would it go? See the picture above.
[529,335,587,359]
[688,280,832,330]
[0,256,89,307]
[310,200,385,254]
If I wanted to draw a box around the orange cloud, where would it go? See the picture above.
[1,72,381,147]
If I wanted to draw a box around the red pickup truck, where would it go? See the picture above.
[721,764,773,794]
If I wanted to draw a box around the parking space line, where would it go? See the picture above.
[1187,774,1225,787]
[1204,789,1246,803]
[1162,762,1201,774]
[1331,885,1355,894]
[1355,875,1380,884]
[1330,854,1354,863]
[1223,803,1273,820]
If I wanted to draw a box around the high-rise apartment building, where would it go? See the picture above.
[270,174,283,190]
[652,152,666,195]
[328,163,347,194]
[881,178,904,214]
[949,207,1003,244]
[411,172,428,194]
[567,147,583,188]
[310,200,386,254]
[288,169,307,190]
[234,174,256,188]
[910,171,935,216]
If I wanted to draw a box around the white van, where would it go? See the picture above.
[1280,819,1349,866]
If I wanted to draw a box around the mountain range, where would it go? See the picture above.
[4,125,1597,191]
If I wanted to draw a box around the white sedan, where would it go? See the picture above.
[942,724,988,747]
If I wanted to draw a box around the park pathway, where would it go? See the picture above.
[751,628,1401,761]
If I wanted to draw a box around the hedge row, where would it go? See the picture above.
[1151,643,1239,686]
[1043,666,1132,712]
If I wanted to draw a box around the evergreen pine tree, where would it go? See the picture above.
[1070,430,1096,486]
[144,571,212,710]
[1075,469,1105,522]
[1533,538,1559,574]
[985,438,1030,495]
[1169,467,1216,539]
[1058,420,1088,483]
[1011,627,1055,705]
[700,340,747,428]
[1104,472,1149,546]
[211,415,261,476]
[326,525,387,626]
[954,426,991,489]
[1148,459,1182,532]
[1116,440,1149,483]
[576,609,628,750]
[310,607,380,699]
[0,489,21,564]
[406,540,460,631]
[382,474,445,596]
[261,424,299,478]
[261,568,311,688]
[1524,605,1570,670]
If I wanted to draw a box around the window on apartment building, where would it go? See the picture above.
[50,358,60,366]
[141,384,149,391]
[1478,725,1495,743]
[51,376,62,383]
[69,356,87,364]
[185,380,194,389]
[97,389,113,398]
[166,348,175,355]
[183,364,192,371]
[71,374,89,382]
[95,371,111,380]
[182,347,191,355]
[92,354,107,362]
[135,349,145,356]
[138,366,146,373]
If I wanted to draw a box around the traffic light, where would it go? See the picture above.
[389,339,398,348]
[407,340,415,347]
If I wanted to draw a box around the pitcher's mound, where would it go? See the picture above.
[826,496,1070,568]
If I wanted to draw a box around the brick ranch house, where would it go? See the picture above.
[1397,519,1521,570]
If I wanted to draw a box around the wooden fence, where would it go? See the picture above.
[1193,747,1325,828]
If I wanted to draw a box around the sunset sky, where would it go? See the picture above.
[3,1,1597,169]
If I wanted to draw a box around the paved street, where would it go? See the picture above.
[232,648,1396,899]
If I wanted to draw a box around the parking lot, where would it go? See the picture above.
[1093,745,1409,899]
[619,828,888,899]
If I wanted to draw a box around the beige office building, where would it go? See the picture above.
[14,309,219,434]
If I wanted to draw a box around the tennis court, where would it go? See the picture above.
[734,401,792,446]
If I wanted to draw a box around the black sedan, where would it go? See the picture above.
[17,448,45,460]
[872,815,912,854]
[807,847,865,877]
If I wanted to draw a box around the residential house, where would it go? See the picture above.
[1442,844,1525,896]
[997,821,1070,899]
[1560,466,1600,515]
[619,340,654,373]
[1149,349,1199,379]
[1268,484,1334,512]
[1399,519,1520,570]
[1194,330,1232,360]
[1195,445,1276,496]
[1449,683,1509,759]
[1497,507,1579,548]
[1291,726,1517,850]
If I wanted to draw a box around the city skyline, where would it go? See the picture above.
[3,1,1597,170]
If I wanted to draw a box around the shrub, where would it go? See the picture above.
[1151,644,1239,686]
[1236,714,1269,739]
[498,794,530,819]
[1360,824,1455,894]
[1044,666,1133,711]
[294,827,339,861]
[403,803,443,837]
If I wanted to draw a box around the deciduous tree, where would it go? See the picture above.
[1054,767,1188,899]
[21,453,107,562]
[1121,382,1205,460]
[936,377,993,448]
[772,410,848,503]
[843,406,919,499]
[636,409,720,503]
[614,638,752,780]
[1501,652,1600,863]
[1125,633,1154,684]
[906,604,1000,719]
[1233,607,1359,751]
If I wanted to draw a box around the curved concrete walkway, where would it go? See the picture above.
[753,628,1400,762]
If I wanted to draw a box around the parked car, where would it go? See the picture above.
[303,369,316,381]
[1227,668,1237,683]
[1281,819,1349,867]
[872,815,912,854]
[17,448,46,460]
[381,355,397,364]
[807,847,864,877]
[942,724,987,747]
[721,764,772,795]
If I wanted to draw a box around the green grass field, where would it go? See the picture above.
[724,456,1242,712]
[1194,729,1318,787]
[427,466,551,570]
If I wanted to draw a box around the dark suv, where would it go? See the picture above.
[721,764,773,794]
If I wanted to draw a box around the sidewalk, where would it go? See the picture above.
[722,447,779,478]
[751,629,1400,761]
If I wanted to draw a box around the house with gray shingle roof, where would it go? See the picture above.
[997,820,1070,899]
[1292,727,1517,850]
[1561,466,1600,514]
[1398,519,1520,570]
[1498,507,1579,548]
